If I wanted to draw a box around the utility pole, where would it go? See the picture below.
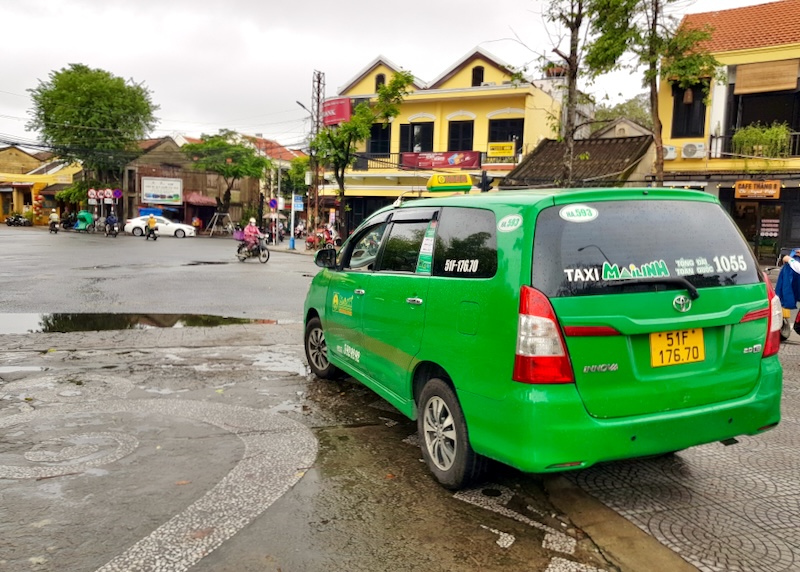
[310,70,324,229]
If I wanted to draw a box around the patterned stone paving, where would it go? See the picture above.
[571,340,800,572]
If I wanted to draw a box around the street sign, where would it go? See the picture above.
[293,195,304,212]
[113,188,123,199]
[269,198,278,209]
[88,189,97,199]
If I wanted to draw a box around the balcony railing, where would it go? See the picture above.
[709,132,800,159]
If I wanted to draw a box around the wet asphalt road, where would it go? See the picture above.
[1,226,798,571]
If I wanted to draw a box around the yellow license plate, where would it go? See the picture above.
[650,328,705,368]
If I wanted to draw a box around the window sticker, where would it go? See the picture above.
[332,292,353,316]
[415,221,437,274]
[563,260,670,282]
[497,214,523,233]
[559,204,598,223]
[444,259,480,273]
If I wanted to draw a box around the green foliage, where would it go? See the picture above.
[283,156,310,195]
[23,211,34,224]
[182,129,272,212]
[661,25,723,94]
[27,64,158,182]
[592,93,652,132]
[732,122,791,158]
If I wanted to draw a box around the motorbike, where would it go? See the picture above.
[61,212,77,230]
[49,220,59,234]
[236,235,270,263]
[145,225,158,240]
[73,210,96,233]
[5,213,31,226]
[105,221,119,237]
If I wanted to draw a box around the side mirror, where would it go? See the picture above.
[315,248,337,268]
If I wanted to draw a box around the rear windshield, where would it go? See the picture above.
[532,199,761,298]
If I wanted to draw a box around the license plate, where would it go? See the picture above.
[650,328,705,368]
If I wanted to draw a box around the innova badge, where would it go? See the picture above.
[673,295,692,313]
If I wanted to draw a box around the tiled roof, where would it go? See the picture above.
[138,138,165,151]
[682,0,800,53]
[245,136,307,162]
[502,135,653,188]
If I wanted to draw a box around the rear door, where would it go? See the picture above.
[532,194,767,419]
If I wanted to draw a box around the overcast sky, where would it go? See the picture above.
[0,0,770,152]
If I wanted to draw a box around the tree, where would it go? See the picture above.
[585,0,720,184]
[27,63,158,195]
[592,92,652,133]
[311,70,415,234]
[182,130,272,213]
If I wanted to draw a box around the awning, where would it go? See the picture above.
[185,192,217,207]
[40,184,70,196]
[735,59,799,94]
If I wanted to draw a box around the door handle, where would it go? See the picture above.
[406,297,423,305]
[354,289,366,295]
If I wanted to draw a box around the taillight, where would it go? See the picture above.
[762,272,782,357]
[513,286,575,384]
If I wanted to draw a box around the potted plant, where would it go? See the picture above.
[731,122,791,158]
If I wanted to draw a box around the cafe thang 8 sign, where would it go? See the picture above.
[141,177,183,205]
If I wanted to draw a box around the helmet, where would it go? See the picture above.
[149,214,154,218]
[51,208,56,212]
[249,217,256,224]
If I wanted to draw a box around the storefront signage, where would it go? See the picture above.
[426,174,474,192]
[402,151,481,169]
[735,180,781,199]
[141,177,183,205]
[487,143,515,157]
[322,98,352,126]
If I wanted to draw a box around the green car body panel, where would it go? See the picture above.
[304,188,782,475]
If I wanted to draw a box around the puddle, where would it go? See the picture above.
[0,313,273,335]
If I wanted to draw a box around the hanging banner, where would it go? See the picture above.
[735,180,781,199]
[402,151,481,169]
[141,177,183,205]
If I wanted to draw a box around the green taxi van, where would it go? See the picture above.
[303,188,783,489]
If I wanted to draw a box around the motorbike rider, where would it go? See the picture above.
[244,217,262,252]
[48,208,59,229]
[146,214,157,238]
[105,210,118,234]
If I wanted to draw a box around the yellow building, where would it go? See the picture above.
[319,47,564,230]
[660,1,800,261]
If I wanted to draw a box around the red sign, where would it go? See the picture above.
[402,151,481,169]
[322,98,352,126]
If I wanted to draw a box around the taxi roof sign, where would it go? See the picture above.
[426,174,474,192]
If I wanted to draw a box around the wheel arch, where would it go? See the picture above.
[412,361,454,409]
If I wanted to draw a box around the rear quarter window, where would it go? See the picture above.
[533,200,761,297]
[433,207,498,278]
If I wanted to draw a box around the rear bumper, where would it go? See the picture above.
[462,357,782,473]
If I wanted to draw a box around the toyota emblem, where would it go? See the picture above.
[673,295,692,313]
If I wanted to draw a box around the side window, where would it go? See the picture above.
[346,223,388,270]
[377,221,430,273]
[433,207,498,278]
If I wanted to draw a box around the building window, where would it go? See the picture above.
[375,74,386,91]
[400,123,434,153]
[671,84,706,138]
[471,66,485,87]
[448,120,474,151]
[488,118,524,154]
[368,123,391,155]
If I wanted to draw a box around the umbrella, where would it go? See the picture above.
[263,213,287,220]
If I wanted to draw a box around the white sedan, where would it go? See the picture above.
[124,216,196,238]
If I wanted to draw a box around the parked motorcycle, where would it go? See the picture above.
[5,213,31,226]
[61,212,76,230]
[236,235,270,263]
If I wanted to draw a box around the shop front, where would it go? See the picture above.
[719,179,800,263]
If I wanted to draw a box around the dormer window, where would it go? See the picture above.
[471,66,485,87]
[375,74,386,91]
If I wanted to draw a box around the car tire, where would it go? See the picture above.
[418,377,484,490]
[133,227,143,237]
[304,317,340,379]
[175,229,185,238]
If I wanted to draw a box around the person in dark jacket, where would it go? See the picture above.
[777,250,800,335]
